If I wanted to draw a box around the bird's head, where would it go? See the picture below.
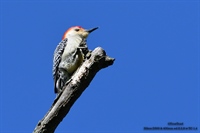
[62,26,98,40]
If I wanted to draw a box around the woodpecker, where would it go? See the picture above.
[53,26,98,94]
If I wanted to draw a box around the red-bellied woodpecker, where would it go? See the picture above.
[53,26,98,94]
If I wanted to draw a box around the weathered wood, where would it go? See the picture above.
[33,47,115,133]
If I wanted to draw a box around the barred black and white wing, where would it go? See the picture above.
[53,38,67,93]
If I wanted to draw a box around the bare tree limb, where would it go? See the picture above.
[33,47,115,133]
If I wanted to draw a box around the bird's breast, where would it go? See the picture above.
[59,39,84,74]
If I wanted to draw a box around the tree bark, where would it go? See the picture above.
[33,47,115,133]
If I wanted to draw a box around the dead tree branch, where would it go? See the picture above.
[33,47,115,133]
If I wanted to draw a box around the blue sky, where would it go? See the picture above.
[1,0,199,133]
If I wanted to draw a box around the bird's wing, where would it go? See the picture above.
[53,38,67,93]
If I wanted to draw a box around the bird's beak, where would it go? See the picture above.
[86,27,98,33]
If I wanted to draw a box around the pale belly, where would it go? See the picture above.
[59,52,84,75]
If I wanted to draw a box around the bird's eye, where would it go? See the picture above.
[75,29,80,32]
